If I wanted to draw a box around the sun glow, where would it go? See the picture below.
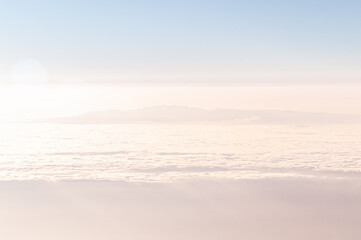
[0,85,92,121]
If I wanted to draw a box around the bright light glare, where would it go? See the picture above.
[0,85,93,121]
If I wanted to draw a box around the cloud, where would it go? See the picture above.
[0,179,360,240]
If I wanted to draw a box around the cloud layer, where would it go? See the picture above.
[1,123,360,181]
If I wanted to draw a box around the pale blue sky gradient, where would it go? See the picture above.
[1,0,361,85]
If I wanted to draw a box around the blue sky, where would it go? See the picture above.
[1,0,361,85]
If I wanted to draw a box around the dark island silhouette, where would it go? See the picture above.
[44,105,361,124]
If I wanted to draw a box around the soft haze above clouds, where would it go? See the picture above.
[1,85,361,122]
[1,0,361,85]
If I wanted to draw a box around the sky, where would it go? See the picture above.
[1,0,361,85]
[1,1,361,121]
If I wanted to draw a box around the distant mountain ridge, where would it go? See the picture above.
[44,105,361,124]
